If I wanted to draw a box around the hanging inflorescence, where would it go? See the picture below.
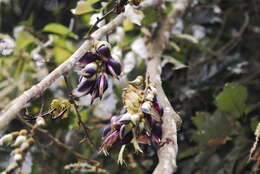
[73,41,121,104]
[0,129,35,174]
[100,76,164,164]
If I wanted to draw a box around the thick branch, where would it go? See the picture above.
[0,14,125,130]
[145,0,189,174]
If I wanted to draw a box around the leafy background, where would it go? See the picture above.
[0,0,260,173]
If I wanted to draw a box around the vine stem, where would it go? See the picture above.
[63,75,95,147]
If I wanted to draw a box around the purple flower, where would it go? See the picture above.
[106,57,121,78]
[153,97,164,116]
[80,62,98,78]
[97,45,111,57]
[73,46,122,104]
[101,130,120,149]
[73,78,95,97]
[97,74,108,98]
[75,52,99,67]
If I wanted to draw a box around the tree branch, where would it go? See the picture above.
[145,0,189,173]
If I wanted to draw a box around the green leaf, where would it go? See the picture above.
[71,0,100,15]
[52,47,71,63]
[178,147,200,160]
[216,83,248,118]
[192,111,231,148]
[191,112,209,129]
[51,34,76,52]
[245,102,260,114]
[43,23,76,38]
[142,8,160,25]
[16,32,36,51]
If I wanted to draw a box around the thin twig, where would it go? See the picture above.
[17,114,101,166]
[85,8,115,39]
[63,75,95,147]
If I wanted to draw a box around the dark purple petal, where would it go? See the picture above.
[75,52,99,67]
[119,125,125,139]
[106,65,118,78]
[78,75,83,83]
[106,58,121,77]
[153,101,164,116]
[73,79,95,97]
[97,45,111,57]
[77,79,95,92]
[151,135,161,145]
[108,58,121,75]
[102,125,112,138]
[80,67,96,78]
[151,122,162,139]
[120,132,133,145]
[101,131,119,148]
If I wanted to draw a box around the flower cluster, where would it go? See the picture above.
[0,129,34,174]
[73,41,121,104]
[100,76,164,164]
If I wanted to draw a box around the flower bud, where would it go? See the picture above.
[97,74,108,98]
[97,45,111,57]
[36,116,46,127]
[80,62,98,78]
[73,78,95,97]
[20,141,30,151]
[19,129,28,136]
[12,135,26,147]
[0,134,13,146]
[106,58,121,78]
[141,101,152,114]
[75,52,99,67]
[13,153,23,162]
[95,41,111,55]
